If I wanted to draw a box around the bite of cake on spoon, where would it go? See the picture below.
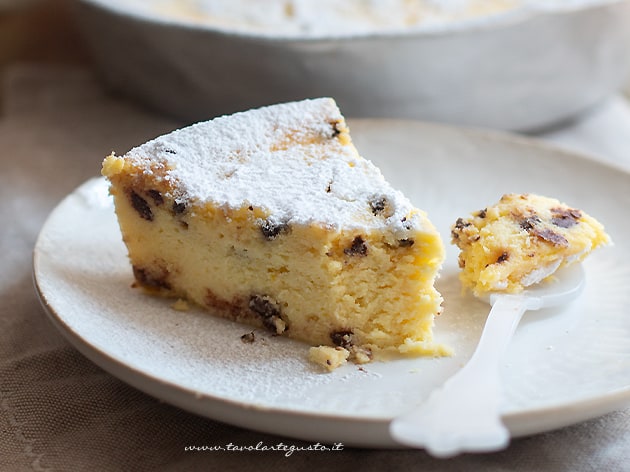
[450,193,611,297]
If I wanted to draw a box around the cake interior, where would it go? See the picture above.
[106,171,446,356]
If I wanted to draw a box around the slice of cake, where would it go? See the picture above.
[101,98,449,370]
[450,193,610,296]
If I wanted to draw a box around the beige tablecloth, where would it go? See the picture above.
[1,65,629,472]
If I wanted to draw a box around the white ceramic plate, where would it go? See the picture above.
[33,120,630,448]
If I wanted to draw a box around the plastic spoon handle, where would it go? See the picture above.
[390,294,540,458]
[390,265,584,457]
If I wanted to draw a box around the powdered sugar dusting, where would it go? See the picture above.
[125,98,428,234]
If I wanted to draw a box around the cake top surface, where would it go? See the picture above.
[117,98,427,234]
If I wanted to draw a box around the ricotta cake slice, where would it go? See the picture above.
[102,98,448,370]
[451,193,610,296]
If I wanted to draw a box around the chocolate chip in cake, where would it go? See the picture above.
[476,208,487,218]
[147,189,164,206]
[249,294,287,334]
[344,236,368,257]
[129,190,153,221]
[452,217,474,241]
[532,228,569,247]
[329,120,342,138]
[496,251,509,263]
[330,329,354,349]
[519,215,541,232]
[369,197,387,215]
[551,207,582,228]
[132,265,170,290]
[398,238,415,248]
[249,294,278,317]
[172,200,187,215]
[168,199,189,228]
[453,217,472,231]
[260,219,290,240]
[519,214,569,246]
[368,195,395,218]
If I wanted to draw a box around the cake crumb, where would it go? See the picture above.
[309,345,350,371]
[349,346,373,364]
[171,299,190,311]
[240,331,256,343]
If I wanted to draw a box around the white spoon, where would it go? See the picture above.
[389,263,585,457]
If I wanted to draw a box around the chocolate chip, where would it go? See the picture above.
[519,214,569,246]
[129,191,153,221]
[398,239,415,248]
[344,236,368,257]
[132,265,170,290]
[249,294,286,334]
[519,215,541,232]
[329,120,342,138]
[476,208,487,218]
[496,251,509,263]
[240,331,256,344]
[172,201,187,215]
[453,217,471,231]
[249,294,279,318]
[369,197,387,215]
[532,228,569,247]
[147,189,163,206]
[452,217,473,241]
[260,219,290,240]
[550,207,582,228]
[330,330,354,349]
